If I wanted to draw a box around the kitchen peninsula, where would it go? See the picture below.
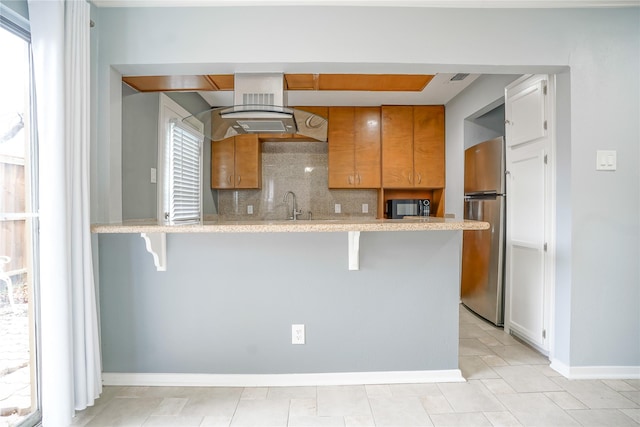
[99,85,494,386]
[93,218,488,386]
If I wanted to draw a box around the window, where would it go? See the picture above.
[162,120,204,224]
[0,5,41,427]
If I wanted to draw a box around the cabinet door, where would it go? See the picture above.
[234,134,261,189]
[354,107,381,188]
[328,107,356,188]
[382,106,414,188]
[211,137,235,189]
[413,106,445,188]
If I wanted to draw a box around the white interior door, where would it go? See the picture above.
[505,75,554,352]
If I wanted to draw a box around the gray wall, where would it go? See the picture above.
[466,103,505,146]
[554,72,573,365]
[472,104,505,136]
[0,0,28,19]
[122,90,158,220]
[92,6,640,370]
[463,104,506,158]
[99,231,461,374]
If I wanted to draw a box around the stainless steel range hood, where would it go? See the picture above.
[187,73,328,142]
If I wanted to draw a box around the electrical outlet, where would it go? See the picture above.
[335,204,341,214]
[362,203,368,214]
[292,324,305,345]
[247,205,253,214]
[150,168,157,184]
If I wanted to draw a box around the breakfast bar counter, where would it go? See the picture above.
[91,217,489,234]
[92,217,488,272]
[94,218,485,387]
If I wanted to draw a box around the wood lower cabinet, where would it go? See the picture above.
[328,107,381,188]
[382,105,444,189]
[211,134,261,189]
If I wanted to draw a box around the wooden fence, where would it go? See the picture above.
[0,161,26,274]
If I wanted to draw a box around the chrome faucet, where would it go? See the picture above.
[283,191,303,221]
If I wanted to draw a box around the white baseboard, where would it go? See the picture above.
[102,370,465,387]
[550,359,640,379]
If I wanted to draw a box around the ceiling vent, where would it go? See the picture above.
[450,73,470,82]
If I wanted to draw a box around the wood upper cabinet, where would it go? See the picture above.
[355,108,382,187]
[328,107,381,188]
[328,107,355,187]
[211,134,261,189]
[234,135,261,188]
[211,138,235,189]
[382,106,414,188]
[414,106,445,188]
[382,105,445,189]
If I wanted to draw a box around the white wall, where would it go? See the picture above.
[92,5,640,370]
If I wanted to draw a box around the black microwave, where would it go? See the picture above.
[386,199,430,219]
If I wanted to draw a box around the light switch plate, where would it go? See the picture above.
[335,204,341,214]
[596,150,616,171]
[150,168,157,183]
[362,204,369,214]
[247,205,253,214]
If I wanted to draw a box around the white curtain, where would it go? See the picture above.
[28,0,102,425]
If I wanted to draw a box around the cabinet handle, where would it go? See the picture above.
[237,175,241,185]
[417,173,422,184]
[228,175,232,184]
[357,174,361,185]
[348,175,353,184]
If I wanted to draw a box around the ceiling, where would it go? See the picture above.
[122,73,481,106]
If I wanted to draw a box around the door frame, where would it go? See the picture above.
[504,74,557,358]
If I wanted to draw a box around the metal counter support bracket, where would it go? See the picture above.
[348,231,360,271]
[140,232,166,271]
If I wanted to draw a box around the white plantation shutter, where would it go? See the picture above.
[163,120,204,224]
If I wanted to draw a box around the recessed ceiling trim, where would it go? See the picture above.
[318,74,434,91]
[124,74,436,92]
[206,74,234,91]
[285,74,319,91]
[122,75,216,92]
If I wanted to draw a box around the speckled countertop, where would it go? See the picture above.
[91,217,489,234]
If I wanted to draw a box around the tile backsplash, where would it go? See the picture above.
[217,141,377,220]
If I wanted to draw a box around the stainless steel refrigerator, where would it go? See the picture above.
[461,137,506,326]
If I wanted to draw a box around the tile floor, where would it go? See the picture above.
[73,306,640,426]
